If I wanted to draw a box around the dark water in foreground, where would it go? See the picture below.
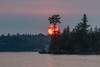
[0,52,100,67]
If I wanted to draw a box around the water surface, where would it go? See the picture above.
[0,52,100,67]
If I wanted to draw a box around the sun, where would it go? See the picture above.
[48,25,60,36]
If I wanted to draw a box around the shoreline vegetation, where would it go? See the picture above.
[0,33,50,52]
[40,14,100,55]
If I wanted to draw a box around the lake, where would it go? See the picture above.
[0,52,100,67]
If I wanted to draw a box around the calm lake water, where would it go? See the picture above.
[0,52,100,67]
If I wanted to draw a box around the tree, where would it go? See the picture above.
[48,15,62,53]
[49,34,62,53]
[73,14,90,52]
[61,26,71,51]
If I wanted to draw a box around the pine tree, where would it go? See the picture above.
[74,14,90,52]
[48,15,62,53]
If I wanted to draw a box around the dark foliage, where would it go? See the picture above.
[0,33,50,52]
[49,14,100,54]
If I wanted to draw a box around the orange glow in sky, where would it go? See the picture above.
[48,25,60,36]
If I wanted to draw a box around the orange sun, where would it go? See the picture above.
[48,25,60,36]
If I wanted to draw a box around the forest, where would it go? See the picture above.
[49,14,100,54]
[0,33,50,52]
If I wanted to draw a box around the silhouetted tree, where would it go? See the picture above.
[73,14,90,52]
[48,15,62,53]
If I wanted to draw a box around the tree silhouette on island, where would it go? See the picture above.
[48,15,62,53]
[48,14,100,54]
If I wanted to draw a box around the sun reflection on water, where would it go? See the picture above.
[48,62,53,67]
[47,56,53,67]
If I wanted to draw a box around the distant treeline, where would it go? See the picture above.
[49,14,100,54]
[0,33,50,52]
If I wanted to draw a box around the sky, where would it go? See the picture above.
[0,0,100,35]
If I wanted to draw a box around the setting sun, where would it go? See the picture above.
[48,25,60,36]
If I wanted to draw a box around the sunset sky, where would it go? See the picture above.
[0,0,100,35]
